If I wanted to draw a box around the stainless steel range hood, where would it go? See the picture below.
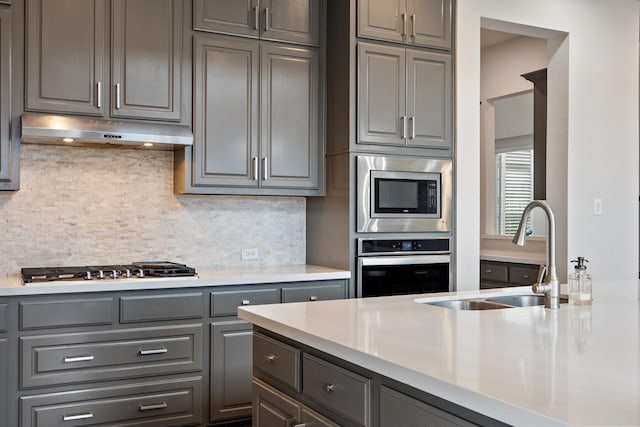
[20,113,193,150]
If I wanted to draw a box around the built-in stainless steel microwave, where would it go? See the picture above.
[356,155,452,233]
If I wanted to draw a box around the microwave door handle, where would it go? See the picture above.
[359,255,450,266]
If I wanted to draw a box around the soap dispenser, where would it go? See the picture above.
[569,257,592,305]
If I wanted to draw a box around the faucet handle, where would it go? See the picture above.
[536,264,547,284]
[532,264,551,294]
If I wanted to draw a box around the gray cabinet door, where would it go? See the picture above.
[25,0,106,116]
[193,0,260,39]
[193,34,259,188]
[260,43,319,189]
[111,0,183,121]
[0,338,6,427]
[407,0,451,49]
[357,42,405,147]
[253,378,301,427]
[406,49,451,149]
[0,6,12,188]
[261,0,320,46]
[210,320,253,422]
[357,0,405,44]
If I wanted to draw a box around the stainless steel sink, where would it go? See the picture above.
[484,295,546,307]
[425,299,512,310]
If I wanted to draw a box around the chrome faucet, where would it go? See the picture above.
[512,200,560,309]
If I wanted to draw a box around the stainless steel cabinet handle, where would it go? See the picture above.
[252,157,258,180]
[63,355,94,363]
[485,269,492,274]
[264,7,270,31]
[262,157,268,181]
[63,413,93,421]
[323,383,335,392]
[411,14,416,38]
[400,116,406,139]
[401,13,406,37]
[253,6,259,30]
[115,83,122,109]
[139,348,168,356]
[523,274,531,279]
[241,299,251,305]
[139,402,168,411]
[264,353,279,362]
[410,116,416,139]
[309,296,318,301]
[96,81,102,108]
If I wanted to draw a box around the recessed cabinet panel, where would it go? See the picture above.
[407,0,451,49]
[0,338,6,427]
[262,0,320,46]
[357,0,405,44]
[0,6,13,188]
[193,0,259,38]
[111,0,183,121]
[357,42,405,146]
[261,44,319,189]
[193,35,259,187]
[406,49,451,149]
[26,0,106,115]
[253,378,301,426]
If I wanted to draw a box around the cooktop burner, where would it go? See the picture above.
[21,261,197,283]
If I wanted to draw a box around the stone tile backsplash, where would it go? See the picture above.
[0,144,306,276]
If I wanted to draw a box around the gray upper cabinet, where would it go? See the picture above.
[26,0,185,123]
[0,6,16,190]
[194,0,320,46]
[358,41,451,150]
[187,33,320,194]
[357,0,451,50]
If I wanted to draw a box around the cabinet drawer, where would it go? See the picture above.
[20,377,203,427]
[302,353,371,426]
[254,332,301,391]
[0,303,6,332]
[120,292,203,323]
[20,324,203,388]
[20,298,114,330]
[281,281,346,303]
[509,266,540,286]
[479,263,508,283]
[210,288,280,316]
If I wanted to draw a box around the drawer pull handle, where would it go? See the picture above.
[139,348,168,356]
[63,413,93,421]
[241,299,251,305]
[523,274,530,279]
[139,402,168,411]
[323,383,335,392]
[485,269,492,273]
[309,296,318,301]
[63,355,94,363]
[264,353,279,363]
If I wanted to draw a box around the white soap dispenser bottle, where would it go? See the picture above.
[569,257,592,305]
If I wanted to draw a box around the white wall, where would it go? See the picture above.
[456,0,639,288]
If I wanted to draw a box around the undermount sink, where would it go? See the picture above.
[421,294,564,310]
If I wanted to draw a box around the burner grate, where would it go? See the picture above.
[21,262,197,283]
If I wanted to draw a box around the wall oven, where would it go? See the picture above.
[356,155,452,233]
[357,238,450,298]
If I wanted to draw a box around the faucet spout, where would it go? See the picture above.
[512,200,560,309]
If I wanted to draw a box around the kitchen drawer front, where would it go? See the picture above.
[509,265,540,286]
[120,292,204,323]
[253,332,301,391]
[20,324,203,388]
[20,376,203,427]
[281,280,347,303]
[302,353,371,426]
[0,303,6,332]
[210,287,280,316]
[20,298,114,330]
[479,262,508,283]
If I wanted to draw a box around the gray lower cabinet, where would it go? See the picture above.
[357,0,451,50]
[480,260,540,289]
[26,0,187,123]
[0,5,17,191]
[193,0,320,46]
[357,41,451,151]
[178,33,321,195]
[0,337,7,427]
[379,385,474,427]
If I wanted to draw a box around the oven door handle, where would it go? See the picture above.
[358,255,450,266]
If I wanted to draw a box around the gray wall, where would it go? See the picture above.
[0,144,305,276]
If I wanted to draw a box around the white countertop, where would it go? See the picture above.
[0,265,350,296]
[239,281,640,426]
[480,250,545,265]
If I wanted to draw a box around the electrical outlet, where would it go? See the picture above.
[593,198,603,216]
[241,248,259,261]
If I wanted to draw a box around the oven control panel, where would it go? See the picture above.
[359,238,450,255]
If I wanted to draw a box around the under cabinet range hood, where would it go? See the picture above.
[20,113,193,150]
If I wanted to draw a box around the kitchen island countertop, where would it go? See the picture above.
[0,264,350,296]
[239,281,640,426]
